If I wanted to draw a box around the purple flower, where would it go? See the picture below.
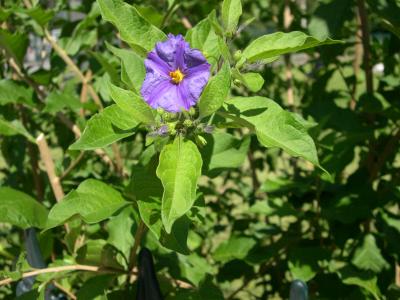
[141,34,211,113]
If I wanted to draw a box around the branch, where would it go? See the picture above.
[357,0,373,94]
[0,264,129,287]
[36,133,69,233]
[60,152,85,180]
[128,220,147,283]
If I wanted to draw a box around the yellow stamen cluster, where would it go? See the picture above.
[169,69,184,84]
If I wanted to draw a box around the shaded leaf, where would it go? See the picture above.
[0,187,48,229]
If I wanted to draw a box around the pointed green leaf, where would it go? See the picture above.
[352,234,390,273]
[186,11,221,67]
[0,117,35,143]
[127,165,190,254]
[221,0,242,34]
[0,30,28,66]
[107,43,146,92]
[0,79,34,107]
[201,132,250,176]
[232,68,264,92]
[70,104,137,150]
[199,62,231,118]
[242,31,340,62]
[156,137,202,233]
[338,266,381,299]
[213,236,256,262]
[46,179,128,229]
[224,96,323,169]
[97,0,166,52]
[109,83,155,124]
[0,187,48,229]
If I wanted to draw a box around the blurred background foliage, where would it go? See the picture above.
[0,0,400,299]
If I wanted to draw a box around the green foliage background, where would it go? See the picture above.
[0,0,400,299]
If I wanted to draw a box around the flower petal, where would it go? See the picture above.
[145,51,171,77]
[180,68,210,106]
[141,73,171,107]
[155,34,189,70]
[184,48,209,69]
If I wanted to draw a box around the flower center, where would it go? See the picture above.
[169,69,184,84]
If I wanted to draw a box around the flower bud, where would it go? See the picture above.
[189,107,196,116]
[234,50,242,62]
[183,119,193,127]
[195,135,207,147]
[156,107,165,115]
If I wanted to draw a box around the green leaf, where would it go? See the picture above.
[156,136,202,233]
[232,69,264,92]
[213,236,256,263]
[127,165,190,254]
[107,43,146,92]
[22,7,55,27]
[107,206,135,259]
[199,62,231,118]
[0,187,48,229]
[0,79,34,107]
[0,30,28,66]
[221,0,242,34]
[242,31,340,62]
[288,247,329,282]
[76,275,114,300]
[97,0,166,53]
[109,83,155,124]
[186,11,222,67]
[352,234,390,273]
[224,96,324,169]
[46,179,129,229]
[201,132,250,176]
[338,265,381,299]
[0,117,35,143]
[44,90,81,114]
[69,104,137,150]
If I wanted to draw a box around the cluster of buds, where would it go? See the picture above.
[147,107,214,139]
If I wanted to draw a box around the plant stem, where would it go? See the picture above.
[128,220,147,283]
[357,0,373,94]
[0,264,128,287]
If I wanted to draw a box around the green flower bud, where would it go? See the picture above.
[189,107,196,116]
[183,119,193,127]
[233,50,242,62]
[195,135,207,147]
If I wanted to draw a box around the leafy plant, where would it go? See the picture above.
[0,0,399,299]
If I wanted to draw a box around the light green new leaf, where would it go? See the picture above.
[186,11,221,67]
[0,187,48,229]
[0,117,35,143]
[222,0,242,34]
[0,79,34,107]
[232,68,264,92]
[109,83,155,124]
[224,96,323,169]
[199,62,231,118]
[46,179,128,229]
[213,236,256,262]
[98,0,166,53]
[242,31,340,62]
[352,234,390,273]
[157,137,202,233]
[107,43,146,92]
[70,104,137,150]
